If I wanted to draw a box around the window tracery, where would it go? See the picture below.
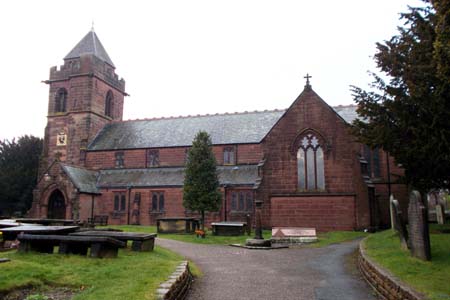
[297,133,325,190]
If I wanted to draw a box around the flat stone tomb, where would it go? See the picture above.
[0,225,80,241]
[70,231,157,251]
[271,227,318,244]
[211,222,247,236]
[16,218,78,226]
[157,217,199,234]
[17,233,126,258]
[0,220,22,228]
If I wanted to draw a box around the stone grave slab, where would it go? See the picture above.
[271,227,317,244]
[391,198,408,249]
[408,191,431,261]
[436,204,445,225]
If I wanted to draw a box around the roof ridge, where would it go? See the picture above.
[120,108,287,123]
[332,104,357,108]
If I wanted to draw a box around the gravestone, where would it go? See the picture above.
[271,227,317,244]
[390,198,408,249]
[389,195,395,231]
[435,204,445,225]
[407,191,431,261]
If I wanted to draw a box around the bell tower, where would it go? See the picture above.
[41,29,126,168]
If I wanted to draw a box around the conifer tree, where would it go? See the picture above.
[351,0,450,193]
[0,135,43,216]
[183,131,221,230]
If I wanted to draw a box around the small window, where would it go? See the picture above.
[147,150,160,167]
[114,192,126,211]
[231,191,253,212]
[238,192,245,211]
[184,148,190,165]
[105,90,114,118]
[134,192,141,204]
[115,152,124,168]
[223,146,236,165]
[151,193,158,211]
[151,192,165,212]
[231,192,237,210]
[246,192,253,211]
[55,88,67,113]
[363,145,381,178]
[159,193,165,211]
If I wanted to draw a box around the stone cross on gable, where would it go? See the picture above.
[304,73,312,88]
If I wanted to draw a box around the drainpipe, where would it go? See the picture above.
[386,151,391,197]
[127,186,132,225]
[224,185,228,221]
[91,194,95,221]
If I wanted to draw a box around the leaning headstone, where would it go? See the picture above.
[391,198,408,249]
[389,195,395,231]
[436,204,445,225]
[408,191,431,261]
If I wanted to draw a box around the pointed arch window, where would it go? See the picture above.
[105,90,114,118]
[297,133,325,190]
[55,88,67,113]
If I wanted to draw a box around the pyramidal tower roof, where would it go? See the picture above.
[64,29,115,67]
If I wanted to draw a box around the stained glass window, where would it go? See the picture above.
[297,133,325,190]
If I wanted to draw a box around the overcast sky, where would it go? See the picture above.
[0,0,422,141]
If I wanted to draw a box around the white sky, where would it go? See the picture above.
[0,0,422,141]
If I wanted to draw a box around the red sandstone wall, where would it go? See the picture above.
[270,196,356,231]
[77,187,257,226]
[257,87,362,228]
[85,144,263,169]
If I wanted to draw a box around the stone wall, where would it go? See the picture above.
[85,143,263,170]
[156,261,192,300]
[270,195,356,231]
[358,240,425,300]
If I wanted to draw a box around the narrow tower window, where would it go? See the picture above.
[105,90,114,118]
[55,88,67,113]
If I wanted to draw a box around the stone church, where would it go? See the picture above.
[29,30,408,231]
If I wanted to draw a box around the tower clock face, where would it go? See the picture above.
[56,132,67,146]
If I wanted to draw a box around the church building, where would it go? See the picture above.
[29,30,408,231]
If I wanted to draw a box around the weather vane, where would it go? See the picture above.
[91,20,95,32]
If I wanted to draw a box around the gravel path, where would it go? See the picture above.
[157,238,377,300]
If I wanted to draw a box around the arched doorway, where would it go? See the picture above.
[47,190,66,219]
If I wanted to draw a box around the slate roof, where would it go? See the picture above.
[97,165,259,188]
[61,165,100,194]
[88,110,286,150]
[64,30,115,67]
[88,105,358,151]
[333,105,359,124]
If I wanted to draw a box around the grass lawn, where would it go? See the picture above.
[108,225,368,247]
[308,230,369,248]
[107,225,272,245]
[363,225,450,300]
[0,246,183,300]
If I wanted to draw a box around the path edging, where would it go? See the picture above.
[358,238,425,300]
[156,260,192,300]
